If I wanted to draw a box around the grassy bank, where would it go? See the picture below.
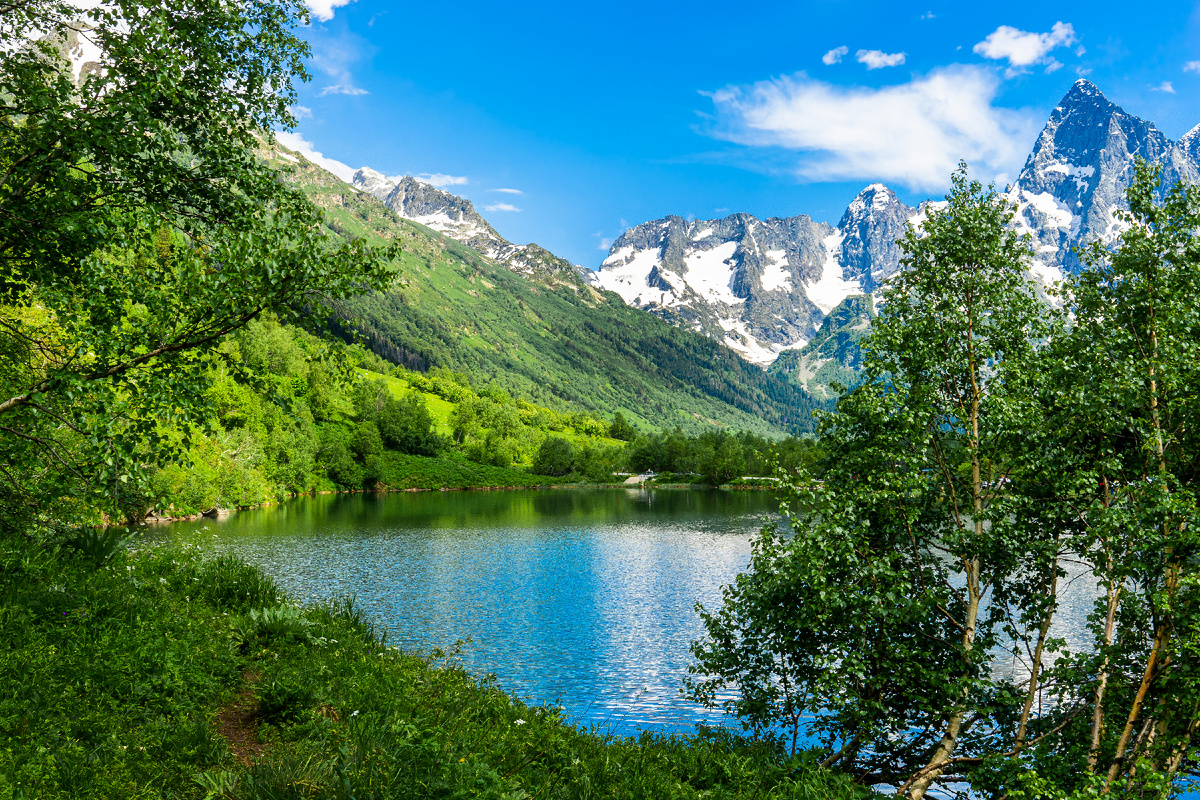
[0,535,874,800]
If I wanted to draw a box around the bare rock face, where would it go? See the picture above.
[590,79,1200,375]
[1005,79,1198,283]
[587,186,914,366]
[837,184,913,294]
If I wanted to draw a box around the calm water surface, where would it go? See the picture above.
[150,488,779,735]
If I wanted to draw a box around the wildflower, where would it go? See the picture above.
[514,719,526,725]
[350,710,359,717]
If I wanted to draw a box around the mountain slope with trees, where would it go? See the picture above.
[264,145,829,438]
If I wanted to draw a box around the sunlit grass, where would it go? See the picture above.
[0,535,875,799]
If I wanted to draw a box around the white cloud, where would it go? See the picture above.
[1184,61,1200,73]
[485,203,521,213]
[704,65,1037,191]
[273,131,356,182]
[319,84,368,96]
[492,187,523,194]
[305,0,355,22]
[417,173,468,187]
[290,105,313,120]
[973,22,1076,72]
[1153,81,1176,94]
[822,46,849,65]
[594,233,612,251]
[856,49,906,69]
[921,11,936,20]
[310,31,370,96]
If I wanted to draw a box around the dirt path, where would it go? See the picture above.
[214,671,266,766]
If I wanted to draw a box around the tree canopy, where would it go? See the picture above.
[0,0,397,530]
[687,163,1200,797]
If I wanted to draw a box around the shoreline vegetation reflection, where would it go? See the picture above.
[150,487,781,735]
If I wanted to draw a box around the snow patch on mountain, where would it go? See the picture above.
[599,246,674,306]
[685,242,744,306]
[807,232,861,315]
[760,250,792,292]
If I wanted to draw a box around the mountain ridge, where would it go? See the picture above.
[294,80,1196,404]
[259,140,830,437]
[350,169,590,289]
[587,79,1200,397]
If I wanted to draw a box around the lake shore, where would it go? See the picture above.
[0,531,873,799]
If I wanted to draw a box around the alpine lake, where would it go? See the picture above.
[146,487,780,737]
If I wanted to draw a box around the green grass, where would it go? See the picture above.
[0,534,876,799]
[376,372,456,438]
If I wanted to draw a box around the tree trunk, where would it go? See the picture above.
[1017,561,1057,745]
[1089,478,1121,773]
[909,305,984,800]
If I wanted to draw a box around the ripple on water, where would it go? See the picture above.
[152,488,780,735]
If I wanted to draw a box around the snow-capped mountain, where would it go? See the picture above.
[587,184,916,365]
[1007,79,1199,281]
[350,168,585,287]
[589,79,1200,383]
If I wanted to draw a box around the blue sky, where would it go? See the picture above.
[278,1,1200,268]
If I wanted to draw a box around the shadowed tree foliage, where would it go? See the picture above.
[0,0,396,530]
[687,163,1200,797]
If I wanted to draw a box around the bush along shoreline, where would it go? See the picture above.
[0,535,874,799]
[122,318,812,527]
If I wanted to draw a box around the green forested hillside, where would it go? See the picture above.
[769,294,874,401]
[267,146,829,436]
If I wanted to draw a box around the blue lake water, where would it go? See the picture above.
[148,488,779,736]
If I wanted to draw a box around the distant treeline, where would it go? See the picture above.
[138,318,819,518]
[337,264,831,437]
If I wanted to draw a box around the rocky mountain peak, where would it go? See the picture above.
[1062,78,1105,104]
[1177,124,1200,165]
[1007,80,1183,276]
[841,183,900,221]
[382,177,492,234]
[837,183,914,293]
[347,169,586,288]
[351,167,398,201]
